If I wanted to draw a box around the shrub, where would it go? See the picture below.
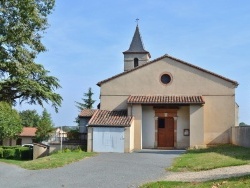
[2,146,18,149]
[0,148,3,158]
[14,148,21,159]
[20,148,33,160]
[3,149,15,159]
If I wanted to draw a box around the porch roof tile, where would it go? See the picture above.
[88,110,133,127]
[79,109,97,117]
[127,95,205,105]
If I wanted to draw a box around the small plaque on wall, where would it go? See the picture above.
[183,129,190,136]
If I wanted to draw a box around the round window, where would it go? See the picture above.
[160,74,171,84]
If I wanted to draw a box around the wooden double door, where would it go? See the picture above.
[158,117,174,148]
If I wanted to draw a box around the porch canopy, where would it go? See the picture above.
[88,110,133,127]
[127,95,205,105]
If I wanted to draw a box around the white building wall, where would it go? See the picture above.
[142,106,155,148]
[177,106,190,148]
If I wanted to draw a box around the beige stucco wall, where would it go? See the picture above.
[101,57,235,98]
[21,137,33,145]
[2,139,16,146]
[87,127,93,152]
[190,105,204,147]
[124,120,135,152]
[131,104,142,150]
[203,96,235,144]
[100,96,128,111]
[100,57,236,111]
[177,106,190,148]
[99,56,237,148]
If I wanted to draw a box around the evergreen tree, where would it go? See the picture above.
[35,109,54,142]
[75,88,95,111]
[0,0,62,112]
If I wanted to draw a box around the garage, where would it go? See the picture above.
[87,110,134,153]
[93,127,125,153]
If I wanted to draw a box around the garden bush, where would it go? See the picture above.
[3,148,15,159]
[2,146,18,149]
[20,148,33,160]
[0,148,3,158]
[0,147,33,160]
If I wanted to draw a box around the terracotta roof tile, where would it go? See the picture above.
[79,109,97,117]
[127,95,205,104]
[97,54,238,86]
[88,110,133,127]
[19,127,37,137]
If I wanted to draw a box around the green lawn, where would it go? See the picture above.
[141,175,250,188]
[0,150,95,170]
[169,144,250,172]
[141,145,250,187]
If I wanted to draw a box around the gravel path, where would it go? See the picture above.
[164,164,250,182]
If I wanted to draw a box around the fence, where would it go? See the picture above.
[231,126,250,148]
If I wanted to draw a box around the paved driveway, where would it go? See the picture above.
[0,150,184,188]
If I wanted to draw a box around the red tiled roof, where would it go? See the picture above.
[97,54,238,86]
[79,109,97,117]
[88,110,133,127]
[127,95,205,104]
[19,127,37,137]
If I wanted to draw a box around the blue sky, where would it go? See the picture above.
[16,0,250,126]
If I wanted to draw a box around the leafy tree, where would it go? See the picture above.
[0,102,22,142]
[239,122,249,126]
[0,0,62,112]
[75,87,95,111]
[35,109,54,142]
[19,110,40,127]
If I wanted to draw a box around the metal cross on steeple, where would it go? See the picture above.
[136,18,139,25]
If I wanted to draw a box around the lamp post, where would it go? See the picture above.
[60,126,62,151]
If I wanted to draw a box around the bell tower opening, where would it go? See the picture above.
[134,58,139,68]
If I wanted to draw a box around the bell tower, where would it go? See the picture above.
[123,24,151,71]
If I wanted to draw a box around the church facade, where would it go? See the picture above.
[83,25,239,153]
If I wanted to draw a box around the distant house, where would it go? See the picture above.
[3,127,37,146]
[17,127,37,145]
[48,127,67,143]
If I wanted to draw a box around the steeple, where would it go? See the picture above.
[123,24,151,71]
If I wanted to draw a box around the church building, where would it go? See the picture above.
[80,25,239,153]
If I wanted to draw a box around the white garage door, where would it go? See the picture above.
[93,127,124,153]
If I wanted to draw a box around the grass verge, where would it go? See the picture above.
[0,150,95,170]
[141,175,250,188]
[169,144,250,172]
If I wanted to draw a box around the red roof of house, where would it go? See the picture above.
[88,110,133,127]
[19,127,37,137]
[127,95,205,105]
[79,109,97,117]
[97,54,238,86]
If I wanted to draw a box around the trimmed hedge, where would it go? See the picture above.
[0,147,33,160]
[0,148,3,158]
[3,149,15,159]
